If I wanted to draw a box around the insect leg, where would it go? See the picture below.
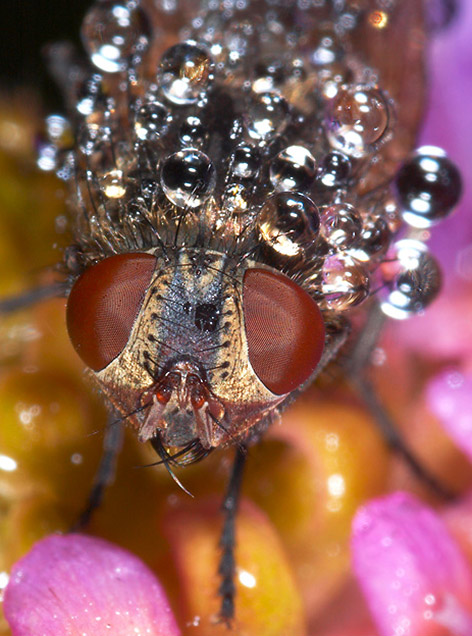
[346,302,454,500]
[0,282,67,314]
[351,374,454,500]
[218,444,248,625]
[71,416,124,531]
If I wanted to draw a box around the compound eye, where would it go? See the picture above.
[243,268,325,395]
[67,253,157,371]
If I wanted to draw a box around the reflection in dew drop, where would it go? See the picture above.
[369,10,389,29]
[81,2,150,73]
[320,203,362,250]
[395,147,462,228]
[321,253,370,311]
[179,115,207,146]
[425,593,437,606]
[37,142,57,172]
[0,455,17,472]
[101,169,126,198]
[380,239,441,320]
[258,192,320,258]
[326,86,390,158]
[317,151,351,188]
[352,216,391,262]
[324,433,340,452]
[327,473,346,498]
[71,453,83,465]
[160,149,216,208]
[270,145,317,192]
[238,569,257,589]
[0,572,9,603]
[134,102,172,141]
[46,114,72,147]
[230,144,260,179]
[246,92,289,142]
[17,403,42,428]
[159,43,214,105]
[311,27,344,65]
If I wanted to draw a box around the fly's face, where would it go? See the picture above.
[66,247,326,457]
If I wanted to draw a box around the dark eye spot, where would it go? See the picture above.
[194,303,219,332]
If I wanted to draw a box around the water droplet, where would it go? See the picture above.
[45,114,72,148]
[317,151,351,188]
[81,2,150,73]
[160,149,216,208]
[134,101,172,141]
[321,253,370,311]
[320,203,362,250]
[270,145,317,192]
[159,42,214,105]
[246,92,289,142]
[326,86,390,158]
[258,192,319,258]
[179,115,207,146]
[101,169,126,198]
[37,142,57,171]
[395,147,462,228]
[349,216,391,262]
[195,12,258,76]
[380,240,442,319]
[311,27,345,65]
[230,144,260,179]
[253,57,286,93]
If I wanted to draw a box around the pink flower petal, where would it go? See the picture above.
[426,369,472,461]
[4,533,180,636]
[422,2,472,286]
[352,492,472,636]
[390,285,472,363]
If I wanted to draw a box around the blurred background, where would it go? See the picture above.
[0,0,90,108]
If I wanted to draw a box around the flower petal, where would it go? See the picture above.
[4,533,180,636]
[426,369,472,461]
[423,1,472,286]
[352,492,472,636]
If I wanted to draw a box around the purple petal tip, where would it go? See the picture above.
[352,492,472,636]
[426,369,472,461]
[4,533,180,636]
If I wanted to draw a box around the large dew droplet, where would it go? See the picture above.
[81,2,150,73]
[258,192,320,258]
[395,146,462,228]
[159,43,214,105]
[326,86,390,158]
[380,239,442,319]
[321,253,370,311]
[160,149,216,208]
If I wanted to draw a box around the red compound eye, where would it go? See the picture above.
[67,253,157,371]
[243,268,325,395]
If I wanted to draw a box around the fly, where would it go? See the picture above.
[0,0,463,626]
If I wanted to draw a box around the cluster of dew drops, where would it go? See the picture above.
[36,0,462,321]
